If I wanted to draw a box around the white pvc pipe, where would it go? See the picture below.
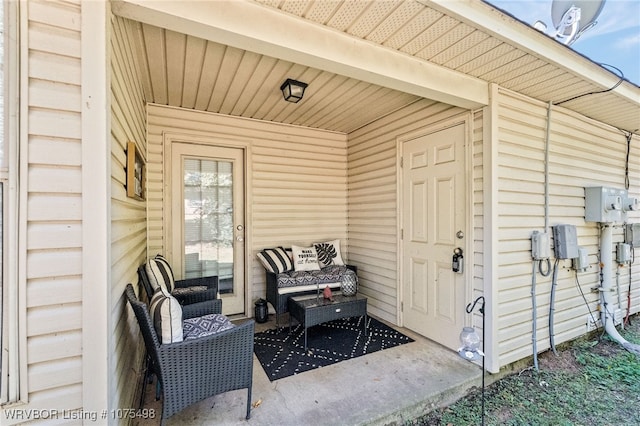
[531,261,539,371]
[600,225,640,355]
[544,102,552,233]
[616,265,624,330]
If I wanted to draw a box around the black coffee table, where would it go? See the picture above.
[288,292,367,350]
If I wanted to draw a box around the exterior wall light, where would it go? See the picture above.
[280,78,308,103]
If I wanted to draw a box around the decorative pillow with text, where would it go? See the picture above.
[291,245,321,271]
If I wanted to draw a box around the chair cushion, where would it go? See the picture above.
[314,239,345,267]
[183,313,235,340]
[291,245,321,271]
[172,286,209,296]
[257,246,293,274]
[149,289,183,343]
[276,265,354,289]
[146,255,175,293]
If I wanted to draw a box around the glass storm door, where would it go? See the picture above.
[171,143,245,315]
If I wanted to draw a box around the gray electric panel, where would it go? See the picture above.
[625,223,640,246]
[584,186,626,223]
[531,231,551,260]
[617,243,632,264]
[553,224,579,259]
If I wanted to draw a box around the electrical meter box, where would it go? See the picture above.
[573,247,589,272]
[625,223,640,246]
[584,186,627,223]
[624,196,640,212]
[531,231,550,260]
[617,243,631,264]
[553,224,579,259]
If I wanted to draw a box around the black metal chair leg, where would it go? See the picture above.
[246,387,252,419]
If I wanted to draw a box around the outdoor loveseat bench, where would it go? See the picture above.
[265,264,358,325]
[257,243,358,326]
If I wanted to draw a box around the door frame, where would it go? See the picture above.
[396,113,474,333]
[163,131,252,317]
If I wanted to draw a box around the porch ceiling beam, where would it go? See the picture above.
[422,0,639,106]
[111,0,488,109]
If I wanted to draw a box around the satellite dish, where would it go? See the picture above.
[550,0,606,45]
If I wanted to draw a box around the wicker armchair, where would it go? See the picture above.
[138,262,218,305]
[124,283,254,422]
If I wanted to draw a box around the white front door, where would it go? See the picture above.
[171,143,245,315]
[401,122,467,351]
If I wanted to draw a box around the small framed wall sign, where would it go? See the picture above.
[126,141,145,200]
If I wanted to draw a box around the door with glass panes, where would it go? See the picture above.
[171,143,245,315]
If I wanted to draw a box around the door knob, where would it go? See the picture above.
[452,247,464,273]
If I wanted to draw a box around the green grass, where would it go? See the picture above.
[410,318,640,426]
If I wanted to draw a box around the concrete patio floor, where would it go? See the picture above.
[135,314,482,426]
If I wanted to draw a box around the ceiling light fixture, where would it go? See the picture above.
[280,78,308,103]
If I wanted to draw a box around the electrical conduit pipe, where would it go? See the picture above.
[600,225,640,355]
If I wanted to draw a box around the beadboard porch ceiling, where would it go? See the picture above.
[116,0,640,135]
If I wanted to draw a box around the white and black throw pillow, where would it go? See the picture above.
[145,254,176,293]
[149,289,183,343]
[257,247,293,274]
[291,245,321,271]
[183,314,235,340]
[314,239,345,267]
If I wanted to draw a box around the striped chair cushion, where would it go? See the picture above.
[257,247,293,274]
[149,289,183,343]
[183,314,235,340]
[145,255,175,293]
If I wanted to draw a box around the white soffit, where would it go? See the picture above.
[424,0,639,106]
[111,0,489,109]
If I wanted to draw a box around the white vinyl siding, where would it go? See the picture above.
[347,99,465,323]
[146,104,349,307]
[110,14,147,418]
[494,87,640,367]
[26,0,83,403]
[0,0,84,420]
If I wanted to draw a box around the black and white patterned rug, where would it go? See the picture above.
[254,316,414,381]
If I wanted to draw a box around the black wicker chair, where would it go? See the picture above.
[124,283,254,423]
[138,263,218,305]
